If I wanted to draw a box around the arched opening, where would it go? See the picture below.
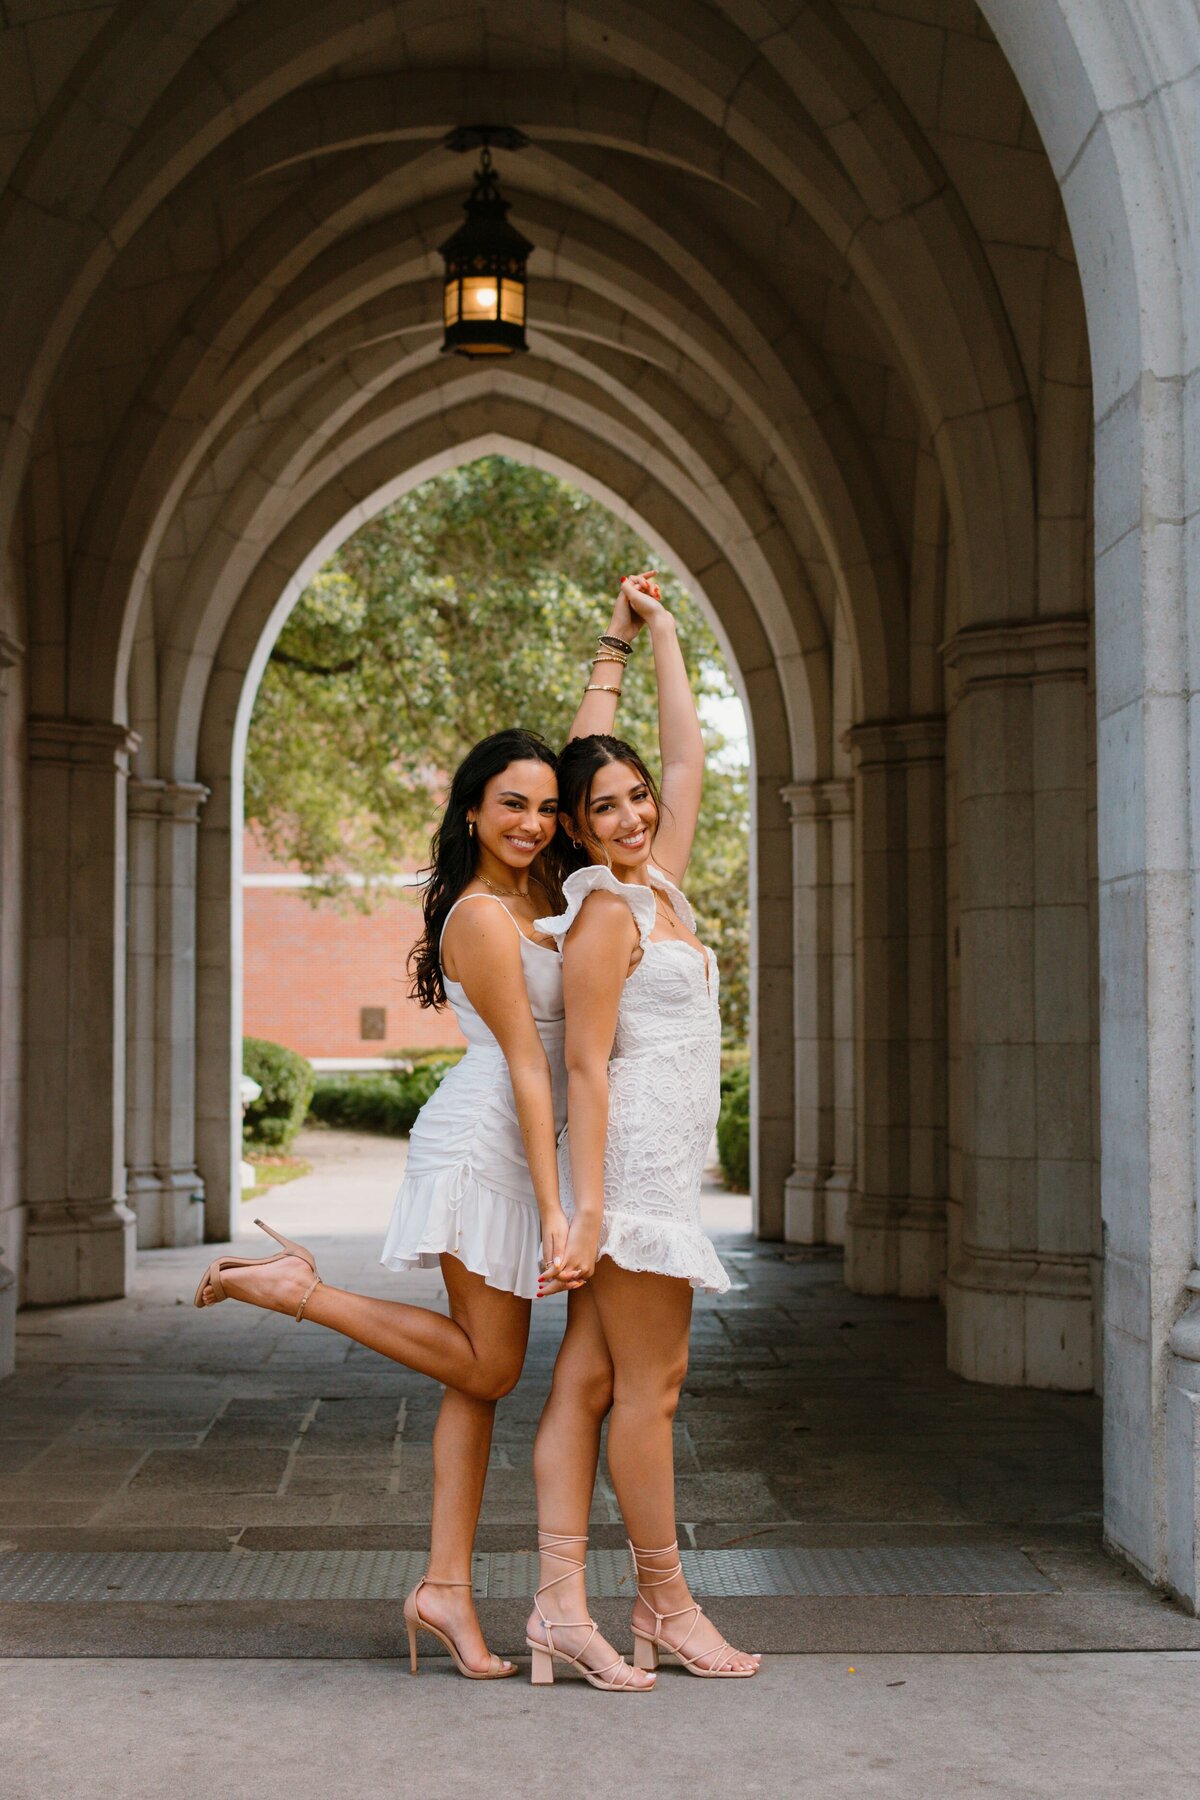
[1,0,1197,1621]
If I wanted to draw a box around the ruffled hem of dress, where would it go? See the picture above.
[595,1208,731,1295]
[380,1165,542,1300]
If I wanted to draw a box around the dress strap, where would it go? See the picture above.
[438,891,524,954]
[535,864,656,949]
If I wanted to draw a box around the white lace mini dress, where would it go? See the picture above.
[537,865,730,1295]
[380,893,565,1300]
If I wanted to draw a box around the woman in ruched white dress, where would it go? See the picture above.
[195,585,650,1683]
[524,578,759,1684]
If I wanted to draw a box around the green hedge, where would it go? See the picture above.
[717,1053,750,1192]
[242,1037,316,1150]
[308,1053,463,1136]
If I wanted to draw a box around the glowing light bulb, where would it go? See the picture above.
[477,286,497,308]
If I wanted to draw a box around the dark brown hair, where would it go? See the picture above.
[408,730,566,1008]
[555,733,663,872]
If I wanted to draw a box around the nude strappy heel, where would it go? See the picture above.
[403,1576,516,1680]
[526,1532,653,1693]
[629,1540,759,1678]
[192,1218,323,1321]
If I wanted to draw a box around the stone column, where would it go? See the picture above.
[843,720,947,1297]
[125,778,209,1248]
[780,778,854,1244]
[23,717,139,1304]
[943,619,1094,1390]
[0,629,22,1374]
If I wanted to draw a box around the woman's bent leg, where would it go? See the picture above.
[200,1249,529,1400]
[589,1260,758,1674]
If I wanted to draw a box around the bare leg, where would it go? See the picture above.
[526,1287,653,1686]
[199,1250,529,1402]
[589,1260,759,1673]
[414,1257,527,1673]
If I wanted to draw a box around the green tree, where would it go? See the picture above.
[246,456,749,1038]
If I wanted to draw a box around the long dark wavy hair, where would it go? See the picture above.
[408,729,565,1009]
[555,733,664,874]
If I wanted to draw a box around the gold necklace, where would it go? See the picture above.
[654,890,683,932]
[477,870,528,899]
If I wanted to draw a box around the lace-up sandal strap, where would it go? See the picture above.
[532,1532,595,1646]
[294,1274,323,1322]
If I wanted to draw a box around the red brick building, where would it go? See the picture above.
[242,831,464,1062]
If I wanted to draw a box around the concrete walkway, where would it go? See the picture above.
[3,1652,1200,1799]
[5,1131,1200,1794]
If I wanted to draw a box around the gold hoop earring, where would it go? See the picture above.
[468,820,475,838]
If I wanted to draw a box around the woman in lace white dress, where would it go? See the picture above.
[525,579,760,1683]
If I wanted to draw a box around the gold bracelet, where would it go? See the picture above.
[584,683,623,693]
[591,654,627,667]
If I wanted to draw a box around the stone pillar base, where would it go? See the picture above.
[23,1201,136,1305]
[946,1247,1093,1389]
[127,1168,206,1249]
[0,1259,15,1379]
[1166,1281,1200,1612]
[783,1166,852,1246]
[845,1194,945,1298]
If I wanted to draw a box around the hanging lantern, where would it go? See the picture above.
[440,129,533,358]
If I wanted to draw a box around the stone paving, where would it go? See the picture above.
[1,1131,1196,1657]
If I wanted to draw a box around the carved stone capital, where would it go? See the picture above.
[27,716,141,772]
[942,616,1089,689]
[127,778,210,825]
[779,777,853,823]
[841,717,945,771]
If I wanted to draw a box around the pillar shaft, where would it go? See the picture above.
[843,720,947,1297]
[126,778,209,1248]
[0,630,22,1373]
[781,778,853,1245]
[23,716,139,1304]
[944,618,1095,1390]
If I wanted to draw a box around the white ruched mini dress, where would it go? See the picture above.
[537,865,731,1295]
[380,893,565,1301]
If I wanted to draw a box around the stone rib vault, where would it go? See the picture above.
[0,1,1198,1607]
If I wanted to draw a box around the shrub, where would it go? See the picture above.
[717,1057,750,1192]
[242,1037,317,1150]
[308,1053,462,1136]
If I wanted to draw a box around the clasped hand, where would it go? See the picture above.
[538,1211,599,1297]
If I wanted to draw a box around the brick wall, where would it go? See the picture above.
[242,832,463,1059]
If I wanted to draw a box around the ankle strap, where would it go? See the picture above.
[419,1576,471,1588]
[628,1539,683,1587]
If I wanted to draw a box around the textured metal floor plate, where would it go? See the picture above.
[0,1545,1054,1603]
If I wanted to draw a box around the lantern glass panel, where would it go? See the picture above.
[460,275,503,322]
[499,279,525,326]
[442,280,461,328]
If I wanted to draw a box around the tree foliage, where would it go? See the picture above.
[245,456,750,1038]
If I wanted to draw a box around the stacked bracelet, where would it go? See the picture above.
[585,683,623,694]
[599,632,633,654]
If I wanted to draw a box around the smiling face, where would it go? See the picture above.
[467,758,560,872]
[575,758,659,872]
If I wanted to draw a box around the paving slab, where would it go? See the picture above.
[0,1129,1194,1660]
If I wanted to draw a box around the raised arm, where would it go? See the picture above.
[536,891,637,1297]
[441,898,569,1274]
[563,570,654,744]
[622,577,704,881]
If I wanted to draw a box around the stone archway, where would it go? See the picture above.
[1,0,1198,1609]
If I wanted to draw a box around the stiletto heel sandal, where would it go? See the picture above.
[192,1217,323,1321]
[629,1540,759,1678]
[402,1576,516,1680]
[525,1532,653,1693]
